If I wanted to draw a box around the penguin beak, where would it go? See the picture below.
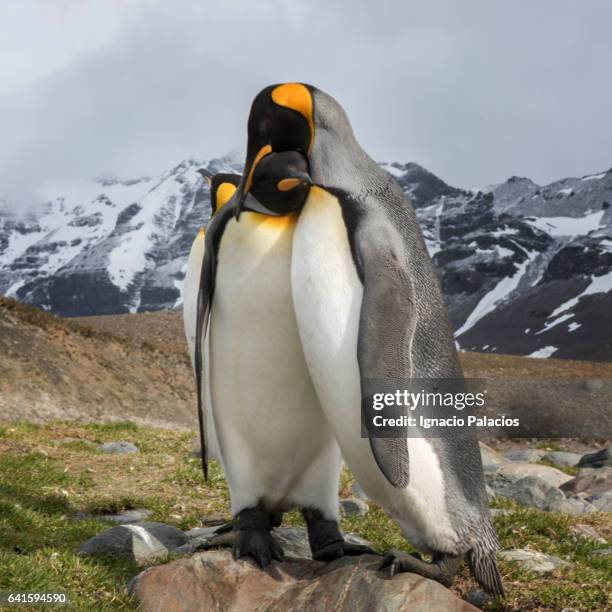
[235,144,272,219]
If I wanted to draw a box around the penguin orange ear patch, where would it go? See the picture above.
[277,178,301,192]
[216,182,237,211]
[271,83,314,151]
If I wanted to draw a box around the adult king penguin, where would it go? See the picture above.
[194,151,372,567]
[183,171,241,462]
[184,170,240,374]
[233,83,504,596]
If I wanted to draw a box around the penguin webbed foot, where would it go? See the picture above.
[232,504,284,568]
[302,507,375,562]
[232,528,284,568]
[380,549,462,588]
[202,505,284,568]
[313,540,375,561]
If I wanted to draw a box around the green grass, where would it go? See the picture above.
[0,421,610,611]
[0,449,138,610]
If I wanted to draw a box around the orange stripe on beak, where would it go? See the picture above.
[244,144,272,194]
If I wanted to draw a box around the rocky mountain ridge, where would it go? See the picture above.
[1,156,611,360]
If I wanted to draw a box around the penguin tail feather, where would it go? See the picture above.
[467,542,505,598]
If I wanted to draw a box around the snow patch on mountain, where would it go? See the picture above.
[527,210,605,237]
[1,156,611,360]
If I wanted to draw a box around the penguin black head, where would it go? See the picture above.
[235,83,317,217]
[235,82,362,218]
[198,170,241,215]
[248,150,311,216]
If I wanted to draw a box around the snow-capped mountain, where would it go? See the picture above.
[1,157,611,361]
[0,155,241,316]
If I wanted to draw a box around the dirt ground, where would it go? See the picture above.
[1,300,610,445]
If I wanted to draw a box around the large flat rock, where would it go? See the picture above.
[131,550,477,612]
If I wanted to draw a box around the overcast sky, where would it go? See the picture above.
[1,0,611,203]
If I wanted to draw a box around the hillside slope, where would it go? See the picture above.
[0,298,194,428]
[2,302,611,436]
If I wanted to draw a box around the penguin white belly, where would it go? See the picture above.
[183,231,219,460]
[210,212,341,519]
[291,187,459,552]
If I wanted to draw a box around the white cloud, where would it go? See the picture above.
[1,0,611,204]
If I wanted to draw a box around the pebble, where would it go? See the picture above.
[542,451,581,468]
[493,475,564,510]
[590,548,612,558]
[587,491,612,512]
[497,463,574,488]
[569,524,607,544]
[546,497,596,516]
[503,449,545,463]
[561,467,612,496]
[464,590,491,608]
[80,522,187,563]
[499,549,570,574]
[340,498,369,516]
[100,441,139,454]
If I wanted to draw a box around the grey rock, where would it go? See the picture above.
[578,447,612,469]
[175,526,374,562]
[274,527,373,560]
[561,467,612,496]
[464,590,492,609]
[569,524,607,544]
[99,441,139,454]
[494,475,565,510]
[485,471,517,490]
[185,526,225,540]
[503,449,545,463]
[130,549,478,611]
[590,548,612,557]
[546,497,596,516]
[479,442,508,473]
[275,527,317,559]
[499,549,570,574]
[80,521,187,563]
[340,498,369,516]
[497,462,574,488]
[98,509,152,524]
[587,491,612,512]
[543,451,582,468]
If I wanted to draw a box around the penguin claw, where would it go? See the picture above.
[380,549,403,578]
[232,530,284,568]
[379,549,461,588]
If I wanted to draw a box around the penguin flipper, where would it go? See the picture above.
[335,190,418,490]
[194,205,234,481]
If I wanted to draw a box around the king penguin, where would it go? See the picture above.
[183,171,241,462]
[194,150,372,566]
[233,83,504,596]
[183,170,241,375]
